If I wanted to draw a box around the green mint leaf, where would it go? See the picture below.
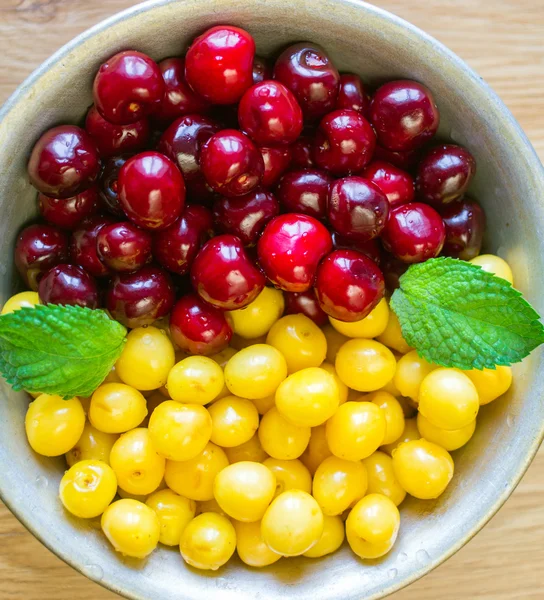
[390,257,544,370]
[0,304,127,399]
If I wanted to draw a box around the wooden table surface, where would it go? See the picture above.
[0,1,543,598]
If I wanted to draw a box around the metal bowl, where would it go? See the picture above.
[0,1,543,598]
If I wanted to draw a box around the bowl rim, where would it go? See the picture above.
[0,0,543,599]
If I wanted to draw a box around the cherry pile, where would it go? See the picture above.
[17,25,485,354]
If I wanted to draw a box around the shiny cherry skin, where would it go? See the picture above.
[328,177,389,242]
[252,56,272,84]
[291,135,316,168]
[98,155,130,216]
[200,130,264,198]
[314,109,376,175]
[170,293,232,355]
[362,160,415,207]
[381,253,409,292]
[28,125,101,199]
[118,151,185,230]
[331,233,382,265]
[374,145,422,171]
[315,249,385,322]
[191,234,266,310]
[38,264,99,309]
[153,205,212,275]
[14,224,69,290]
[381,202,446,263]
[441,197,486,260]
[38,186,99,230]
[154,57,209,123]
[416,144,476,206]
[336,74,371,116]
[260,146,292,187]
[370,80,439,151]
[185,26,255,105]
[238,81,303,145]
[257,214,333,292]
[85,105,149,159]
[284,291,328,326]
[277,169,332,220]
[106,265,175,328]
[213,189,279,246]
[93,51,164,125]
[158,114,220,203]
[70,215,115,277]
[273,42,340,121]
[96,222,153,273]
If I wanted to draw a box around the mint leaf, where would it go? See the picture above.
[390,257,544,370]
[0,304,127,398]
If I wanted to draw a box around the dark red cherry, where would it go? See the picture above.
[93,51,164,125]
[200,129,264,198]
[238,81,303,145]
[374,145,422,171]
[185,26,255,105]
[277,169,332,220]
[38,186,99,230]
[170,293,232,355]
[284,291,328,326]
[70,215,115,277]
[38,264,99,309]
[28,125,101,198]
[381,252,409,292]
[118,151,185,230]
[370,80,439,151]
[328,177,389,242]
[362,160,414,207]
[252,56,272,84]
[315,249,385,321]
[106,266,175,328]
[96,222,153,273]
[191,234,266,310]
[158,114,220,203]
[336,74,371,116]
[14,224,69,290]
[273,43,340,121]
[154,57,209,123]
[416,144,476,206]
[153,205,212,275]
[85,105,150,159]
[381,202,446,263]
[257,214,332,292]
[331,233,382,265]
[314,109,376,175]
[291,135,316,168]
[98,155,130,216]
[260,146,292,187]
[212,189,279,246]
[441,197,486,260]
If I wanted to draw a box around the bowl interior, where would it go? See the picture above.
[0,1,543,599]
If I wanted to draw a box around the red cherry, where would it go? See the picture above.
[370,80,439,151]
[362,160,415,207]
[185,26,255,105]
[212,189,279,246]
[38,186,99,230]
[191,234,265,310]
[314,109,376,175]
[118,151,185,230]
[257,214,332,292]
[93,51,164,125]
[336,74,371,116]
[252,56,272,84]
[14,224,69,290]
[381,202,446,263]
[328,177,389,242]
[38,264,99,309]
[284,291,328,326]
[200,129,264,198]
[441,197,486,260]
[277,169,332,220]
[374,145,422,171]
[170,293,232,355]
[70,215,115,277]
[416,144,476,206]
[98,155,130,216]
[238,81,303,145]
[28,125,101,198]
[291,135,316,168]
[153,205,212,275]
[315,249,385,322]
[260,146,292,187]
[331,233,382,265]
[106,266,175,328]
[96,222,153,273]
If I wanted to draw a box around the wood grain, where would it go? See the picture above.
[0,1,543,598]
